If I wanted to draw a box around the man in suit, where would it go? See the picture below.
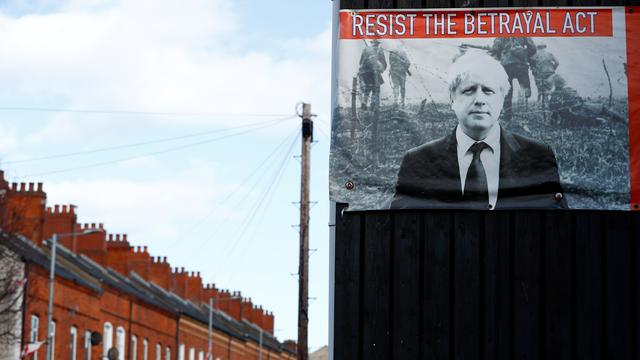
[390,51,567,210]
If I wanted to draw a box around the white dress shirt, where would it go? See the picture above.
[456,125,501,209]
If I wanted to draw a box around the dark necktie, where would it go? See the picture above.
[463,141,489,208]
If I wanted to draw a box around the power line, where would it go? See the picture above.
[221,135,298,285]
[10,120,289,180]
[1,116,296,165]
[158,126,301,255]
[0,106,291,117]
[208,133,298,272]
[204,131,299,281]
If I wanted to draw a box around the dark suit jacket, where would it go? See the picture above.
[390,127,568,209]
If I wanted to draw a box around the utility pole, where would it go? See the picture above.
[297,103,312,360]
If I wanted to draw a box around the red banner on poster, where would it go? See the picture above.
[340,8,613,39]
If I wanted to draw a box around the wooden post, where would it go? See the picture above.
[298,103,313,360]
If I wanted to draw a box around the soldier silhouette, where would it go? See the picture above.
[358,39,387,111]
[492,37,537,122]
[389,47,411,107]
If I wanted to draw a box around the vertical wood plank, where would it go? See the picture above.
[513,212,543,360]
[541,0,567,7]
[574,212,603,360]
[572,0,600,6]
[482,0,510,7]
[397,0,425,7]
[340,0,366,9]
[602,0,625,6]
[604,212,633,359]
[368,0,395,8]
[361,213,392,359]
[425,0,454,9]
[391,212,421,358]
[634,212,640,360]
[544,212,572,359]
[423,212,452,359]
[483,211,512,360]
[334,204,362,360]
[512,0,540,10]
[453,211,483,360]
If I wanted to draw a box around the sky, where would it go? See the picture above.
[0,0,334,351]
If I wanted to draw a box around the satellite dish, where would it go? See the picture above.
[90,331,102,346]
[107,347,119,360]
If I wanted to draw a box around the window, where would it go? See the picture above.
[131,335,138,360]
[143,339,149,360]
[198,350,204,360]
[116,327,126,360]
[178,344,185,360]
[156,343,162,360]
[165,347,171,360]
[188,347,195,360]
[29,315,39,360]
[103,322,113,358]
[84,331,92,360]
[50,321,56,360]
[70,326,78,360]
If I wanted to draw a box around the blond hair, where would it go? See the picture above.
[447,51,510,99]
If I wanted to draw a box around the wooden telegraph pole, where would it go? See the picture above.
[297,103,313,360]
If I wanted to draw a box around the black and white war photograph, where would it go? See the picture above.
[329,9,631,210]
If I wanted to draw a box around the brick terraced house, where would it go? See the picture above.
[0,171,296,360]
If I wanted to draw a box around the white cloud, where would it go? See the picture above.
[0,0,331,138]
[43,163,226,251]
[0,123,18,153]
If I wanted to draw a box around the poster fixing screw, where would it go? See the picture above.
[345,181,354,190]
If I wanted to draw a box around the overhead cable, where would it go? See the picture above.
[11,119,289,180]
[2,116,295,165]
[0,106,291,117]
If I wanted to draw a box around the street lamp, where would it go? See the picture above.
[45,229,101,360]
[207,295,241,360]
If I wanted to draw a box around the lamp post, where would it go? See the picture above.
[258,327,263,360]
[45,229,100,360]
[207,295,241,360]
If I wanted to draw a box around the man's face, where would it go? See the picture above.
[451,72,504,140]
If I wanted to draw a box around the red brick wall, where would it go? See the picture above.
[2,172,292,359]
[0,179,46,245]
[42,205,78,250]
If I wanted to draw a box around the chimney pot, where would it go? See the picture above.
[28,183,34,191]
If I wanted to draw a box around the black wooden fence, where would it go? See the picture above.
[333,1,640,359]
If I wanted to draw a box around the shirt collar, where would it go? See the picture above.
[456,124,500,153]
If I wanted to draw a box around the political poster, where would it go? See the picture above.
[329,7,640,210]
